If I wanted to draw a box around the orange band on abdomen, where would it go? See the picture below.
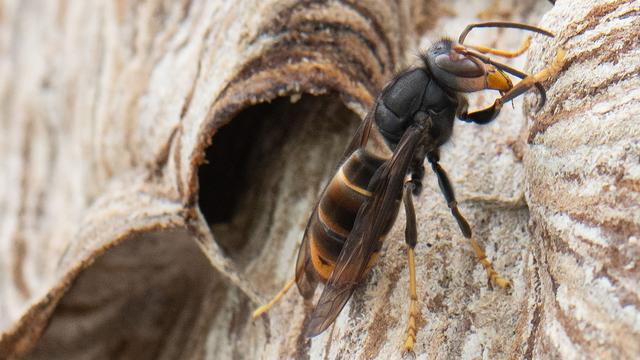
[309,235,336,282]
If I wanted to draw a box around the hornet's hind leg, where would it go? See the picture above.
[252,278,295,319]
[427,151,511,290]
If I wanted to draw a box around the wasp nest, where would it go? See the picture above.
[0,0,637,359]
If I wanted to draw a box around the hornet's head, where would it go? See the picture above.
[423,38,512,93]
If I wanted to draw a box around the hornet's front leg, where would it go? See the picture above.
[457,48,564,124]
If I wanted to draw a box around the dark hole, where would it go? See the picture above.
[197,94,360,260]
[198,109,261,224]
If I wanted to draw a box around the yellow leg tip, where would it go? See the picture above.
[251,278,295,320]
[404,335,415,348]
[402,346,416,360]
[252,306,268,320]
[532,48,566,83]
[493,276,512,290]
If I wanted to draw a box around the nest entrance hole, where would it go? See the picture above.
[197,95,361,261]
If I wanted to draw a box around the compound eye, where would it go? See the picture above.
[434,52,484,78]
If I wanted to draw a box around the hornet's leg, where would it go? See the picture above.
[252,278,295,319]
[410,162,425,196]
[456,48,564,124]
[402,180,419,357]
[427,152,511,289]
[401,160,425,356]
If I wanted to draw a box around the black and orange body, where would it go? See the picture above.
[297,66,460,294]
[253,21,563,356]
[306,149,388,282]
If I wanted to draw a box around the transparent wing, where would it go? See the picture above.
[295,208,319,298]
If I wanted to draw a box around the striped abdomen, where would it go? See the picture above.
[307,148,391,281]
